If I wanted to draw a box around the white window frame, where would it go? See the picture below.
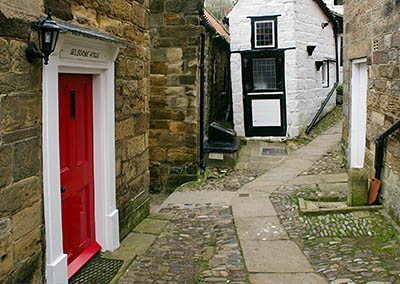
[254,20,275,48]
[322,61,329,88]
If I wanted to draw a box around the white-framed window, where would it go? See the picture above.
[322,61,329,87]
[250,15,278,49]
[254,20,275,48]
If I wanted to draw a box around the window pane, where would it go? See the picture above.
[256,21,273,47]
[252,58,277,90]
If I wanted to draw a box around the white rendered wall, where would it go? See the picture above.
[228,0,296,137]
[289,0,337,137]
[228,0,337,138]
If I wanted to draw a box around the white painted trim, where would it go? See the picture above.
[350,58,367,168]
[42,33,120,283]
[248,92,284,96]
[254,20,275,48]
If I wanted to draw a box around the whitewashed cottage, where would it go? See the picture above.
[228,0,340,138]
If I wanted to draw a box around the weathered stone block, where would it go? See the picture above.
[116,118,134,140]
[0,145,12,188]
[127,135,145,157]
[0,177,41,217]
[373,51,389,64]
[44,0,73,20]
[12,201,42,241]
[0,233,12,275]
[167,148,195,162]
[347,168,369,206]
[169,121,186,134]
[150,147,167,162]
[165,0,204,13]
[0,93,41,132]
[150,62,168,74]
[158,133,184,147]
[150,0,164,13]
[13,138,39,182]
[0,37,9,73]
[0,217,11,235]
[2,126,40,144]
[13,227,41,262]
[167,48,183,63]
[132,2,148,29]
[164,13,185,25]
[179,74,196,85]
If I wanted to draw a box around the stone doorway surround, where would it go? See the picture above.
[42,26,121,283]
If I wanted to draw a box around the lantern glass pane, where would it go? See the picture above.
[38,29,43,51]
[45,31,51,43]
[51,31,59,51]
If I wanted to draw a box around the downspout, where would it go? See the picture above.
[199,32,206,175]
[334,25,339,84]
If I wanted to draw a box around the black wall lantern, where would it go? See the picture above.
[26,10,60,65]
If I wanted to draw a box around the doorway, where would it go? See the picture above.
[350,58,367,168]
[59,74,100,278]
[241,50,287,137]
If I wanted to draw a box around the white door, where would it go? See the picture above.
[350,59,367,168]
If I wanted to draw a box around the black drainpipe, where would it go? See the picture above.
[199,33,206,175]
[374,120,400,180]
[334,26,340,84]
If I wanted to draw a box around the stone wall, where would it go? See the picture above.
[204,33,231,127]
[149,0,204,193]
[343,0,400,223]
[0,2,44,282]
[0,0,150,281]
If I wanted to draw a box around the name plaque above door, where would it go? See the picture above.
[60,44,107,63]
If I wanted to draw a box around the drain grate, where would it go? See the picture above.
[261,147,286,156]
[69,256,123,284]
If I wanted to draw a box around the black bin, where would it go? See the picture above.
[204,122,240,153]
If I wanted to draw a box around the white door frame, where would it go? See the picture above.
[350,58,368,168]
[42,32,120,283]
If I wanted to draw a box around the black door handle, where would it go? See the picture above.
[61,187,66,193]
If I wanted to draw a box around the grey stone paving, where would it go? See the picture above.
[270,184,400,284]
[117,121,400,284]
[118,204,248,284]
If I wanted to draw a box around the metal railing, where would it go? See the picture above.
[306,82,338,135]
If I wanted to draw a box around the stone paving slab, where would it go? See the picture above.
[133,219,169,235]
[231,192,276,217]
[235,216,288,241]
[289,173,347,185]
[241,240,314,273]
[162,190,235,205]
[249,272,329,284]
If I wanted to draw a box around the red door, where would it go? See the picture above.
[59,74,100,279]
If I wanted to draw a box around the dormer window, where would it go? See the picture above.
[334,0,344,5]
[250,16,278,49]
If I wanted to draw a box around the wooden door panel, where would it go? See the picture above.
[59,73,100,278]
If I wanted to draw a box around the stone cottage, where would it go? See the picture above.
[342,0,400,223]
[149,0,232,193]
[227,0,340,138]
[0,0,150,282]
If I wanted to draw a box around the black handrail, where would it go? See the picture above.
[374,120,400,180]
[306,82,338,135]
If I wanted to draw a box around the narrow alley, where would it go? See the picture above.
[82,121,400,284]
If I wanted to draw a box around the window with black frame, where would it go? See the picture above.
[250,16,278,49]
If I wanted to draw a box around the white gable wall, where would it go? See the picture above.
[229,0,297,137]
[228,0,337,138]
[289,0,337,137]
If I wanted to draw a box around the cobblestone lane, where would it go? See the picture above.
[119,204,248,284]
[270,185,400,284]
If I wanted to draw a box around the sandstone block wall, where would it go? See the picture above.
[149,0,204,193]
[0,0,151,281]
[343,0,400,223]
